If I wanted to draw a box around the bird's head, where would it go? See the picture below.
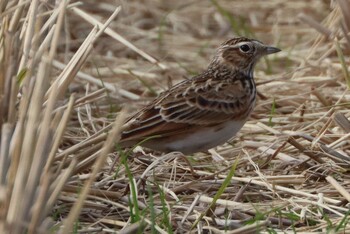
[212,37,281,76]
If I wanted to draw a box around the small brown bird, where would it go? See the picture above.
[120,37,280,154]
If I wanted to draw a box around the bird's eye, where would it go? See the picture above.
[239,44,251,53]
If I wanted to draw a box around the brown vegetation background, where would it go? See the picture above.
[1,0,350,233]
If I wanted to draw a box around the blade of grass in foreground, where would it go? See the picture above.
[268,98,276,127]
[335,209,350,232]
[155,181,173,234]
[191,158,239,229]
[112,135,161,179]
[123,159,141,223]
[147,183,157,234]
[335,39,350,89]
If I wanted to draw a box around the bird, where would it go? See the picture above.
[119,37,280,154]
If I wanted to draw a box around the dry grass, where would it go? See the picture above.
[1,0,350,233]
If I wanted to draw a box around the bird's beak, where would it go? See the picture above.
[264,46,281,55]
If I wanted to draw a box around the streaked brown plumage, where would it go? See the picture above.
[120,37,281,154]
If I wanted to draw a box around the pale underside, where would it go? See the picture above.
[137,120,246,154]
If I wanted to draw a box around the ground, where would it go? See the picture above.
[1,0,350,233]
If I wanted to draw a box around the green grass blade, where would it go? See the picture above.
[335,40,350,89]
[268,98,276,127]
[335,209,350,232]
[191,158,239,229]
[123,160,141,223]
[155,182,173,234]
[17,67,28,85]
[128,69,158,96]
[210,0,253,37]
[146,183,157,234]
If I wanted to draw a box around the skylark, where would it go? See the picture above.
[120,37,280,154]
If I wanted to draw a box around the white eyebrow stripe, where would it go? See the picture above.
[224,42,249,49]
[228,41,252,49]
[237,41,249,46]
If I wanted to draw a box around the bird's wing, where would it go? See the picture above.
[121,73,253,142]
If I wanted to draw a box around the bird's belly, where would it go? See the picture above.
[156,120,246,154]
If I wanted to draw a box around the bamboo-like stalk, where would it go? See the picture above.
[60,109,127,233]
